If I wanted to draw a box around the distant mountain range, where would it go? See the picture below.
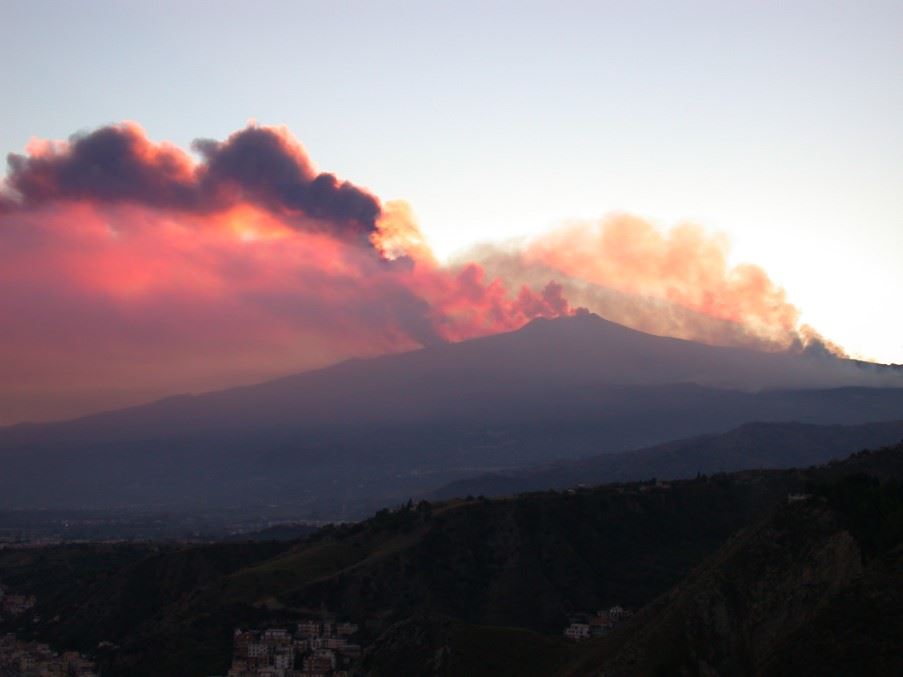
[2,314,902,513]
[431,419,903,499]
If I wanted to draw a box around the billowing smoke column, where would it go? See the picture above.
[465,214,833,352]
[2,123,381,239]
[0,123,576,422]
[0,122,841,423]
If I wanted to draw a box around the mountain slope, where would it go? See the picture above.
[570,453,903,676]
[2,444,901,676]
[357,614,577,676]
[2,314,902,512]
[356,443,903,676]
[1,469,804,675]
[432,420,903,499]
[4,313,900,434]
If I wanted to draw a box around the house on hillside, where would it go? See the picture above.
[564,622,591,640]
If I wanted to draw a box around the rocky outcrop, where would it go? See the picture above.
[578,499,881,676]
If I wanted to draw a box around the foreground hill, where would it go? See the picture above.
[433,419,903,499]
[569,455,903,675]
[0,472,791,675]
[2,314,902,514]
[3,443,901,676]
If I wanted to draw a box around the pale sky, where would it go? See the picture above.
[2,0,901,362]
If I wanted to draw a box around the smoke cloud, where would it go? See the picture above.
[0,123,578,422]
[463,214,823,352]
[0,122,867,424]
[3,122,381,238]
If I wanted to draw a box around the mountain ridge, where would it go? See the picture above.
[4,313,901,432]
[2,314,903,512]
[431,419,903,500]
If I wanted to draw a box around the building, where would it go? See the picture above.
[228,619,360,676]
[564,622,591,640]
[303,651,335,673]
[0,635,98,677]
[297,621,320,637]
[564,605,633,640]
[335,623,358,636]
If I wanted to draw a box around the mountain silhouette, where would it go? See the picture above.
[2,314,902,512]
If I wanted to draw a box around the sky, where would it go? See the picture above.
[1,1,901,423]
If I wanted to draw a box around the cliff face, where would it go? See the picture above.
[676,503,862,674]
[760,551,903,676]
[578,493,900,676]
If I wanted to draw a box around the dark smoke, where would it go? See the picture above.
[4,123,381,237]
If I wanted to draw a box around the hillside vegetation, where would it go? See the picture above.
[569,456,903,675]
[1,443,901,675]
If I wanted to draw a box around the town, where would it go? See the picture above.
[1,582,98,676]
[227,619,363,677]
[0,634,98,677]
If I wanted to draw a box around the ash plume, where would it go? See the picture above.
[1,122,894,423]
